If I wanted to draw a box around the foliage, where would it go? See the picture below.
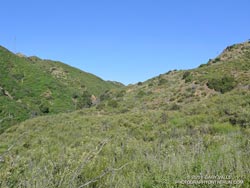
[100,90,111,101]
[229,110,250,128]
[76,91,92,109]
[136,90,146,98]
[213,57,221,63]
[158,78,168,85]
[198,63,207,68]
[107,100,118,108]
[182,71,192,83]
[0,111,249,187]
[207,76,236,93]
[39,104,50,114]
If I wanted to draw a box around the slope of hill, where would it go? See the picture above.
[0,46,122,133]
[96,41,250,122]
[0,41,249,187]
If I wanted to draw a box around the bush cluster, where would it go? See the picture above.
[207,76,236,93]
[182,72,192,83]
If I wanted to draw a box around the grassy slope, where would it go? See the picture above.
[0,46,121,133]
[0,41,250,187]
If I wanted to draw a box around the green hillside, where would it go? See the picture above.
[0,46,122,133]
[97,41,250,120]
[0,41,249,187]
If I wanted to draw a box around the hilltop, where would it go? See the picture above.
[0,46,122,132]
[0,41,249,187]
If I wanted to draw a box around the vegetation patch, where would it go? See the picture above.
[207,76,236,93]
[182,71,193,83]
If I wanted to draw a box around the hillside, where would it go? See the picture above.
[96,41,250,125]
[0,46,122,133]
[0,41,249,187]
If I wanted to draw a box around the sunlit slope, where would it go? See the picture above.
[0,46,122,132]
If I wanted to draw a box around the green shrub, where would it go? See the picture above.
[116,90,126,98]
[199,63,207,68]
[120,108,129,113]
[72,92,79,99]
[148,82,154,87]
[96,103,106,110]
[226,44,236,51]
[39,104,49,113]
[12,73,24,81]
[158,78,167,85]
[100,90,111,101]
[107,100,118,108]
[182,72,192,83]
[137,90,146,98]
[182,72,190,79]
[169,103,181,111]
[207,76,236,93]
[166,70,172,74]
[210,123,238,134]
[229,111,250,128]
[76,91,92,109]
[160,112,167,124]
[207,59,213,64]
[213,57,221,63]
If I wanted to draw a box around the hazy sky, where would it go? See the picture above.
[1,0,250,85]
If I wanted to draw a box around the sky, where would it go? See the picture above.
[1,0,250,85]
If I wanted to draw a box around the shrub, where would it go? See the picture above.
[30,111,38,118]
[182,72,192,83]
[213,57,221,63]
[169,103,181,111]
[120,108,129,113]
[207,76,236,93]
[39,104,49,113]
[199,63,207,68]
[72,92,79,99]
[116,90,126,98]
[148,83,154,87]
[76,91,92,109]
[177,98,183,103]
[100,90,111,101]
[96,103,106,110]
[160,112,167,124]
[166,70,172,74]
[158,78,167,85]
[107,100,118,108]
[207,59,213,63]
[183,71,190,79]
[229,111,250,128]
[0,89,4,96]
[226,44,236,51]
[137,90,146,98]
[12,73,24,81]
